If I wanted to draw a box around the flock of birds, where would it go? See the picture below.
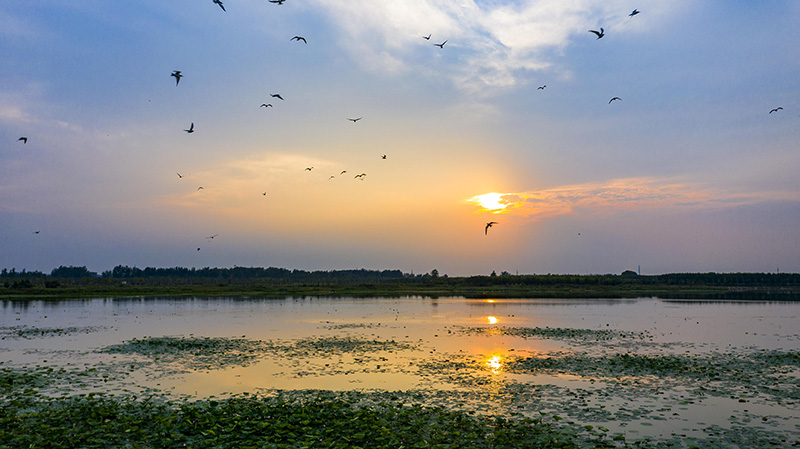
[10,3,793,244]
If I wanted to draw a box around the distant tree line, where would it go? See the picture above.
[103,265,405,282]
[430,272,800,287]
[2,265,800,288]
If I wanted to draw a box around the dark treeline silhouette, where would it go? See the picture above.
[435,272,800,287]
[2,265,800,289]
[104,265,404,282]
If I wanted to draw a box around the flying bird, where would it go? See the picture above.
[271,93,284,100]
[434,40,447,48]
[769,107,783,114]
[18,137,27,144]
[608,96,621,103]
[268,0,285,4]
[206,234,219,240]
[184,122,195,133]
[290,36,307,43]
[197,186,204,190]
[171,70,183,86]
[354,173,366,179]
[588,28,604,39]
[33,231,40,234]
[629,9,640,17]
[485,222,498,235]
[305,167,313,171]
[422,34,431,40]
[213,0,226,11]
[329,176,335,180]
[262,192,267,196]
[260,103,273,108]
[381,154,386,159]
[347,117,362,122]
[340,170,347,175]
[177,173,183,178]
[538,85,546,90]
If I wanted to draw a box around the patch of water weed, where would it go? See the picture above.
[0,361,161,400]
[98,335,419,378]
[0,389,629,449]
[322,322,383,330]
[462,325,693,353]
[505,350,800,403]
[99,336,265,372]
[0,325,108,340]
[281,335,417,356]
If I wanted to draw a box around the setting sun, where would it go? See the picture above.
[487,316,499,324]
[468,193,509,213]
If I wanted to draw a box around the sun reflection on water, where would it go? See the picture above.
[486,355,504,374]
[487,316,498,324]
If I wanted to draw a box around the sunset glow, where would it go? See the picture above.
[1,2,799,276]
[487,316,499,324]
[468,193,510,213]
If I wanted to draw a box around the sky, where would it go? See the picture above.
[1,0,799,277]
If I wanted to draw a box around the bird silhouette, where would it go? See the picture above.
[291,36,307,43]
[423,34,431,40]
[434,40,447,48]
[33,231,40,234]
[381,154,387,159]
[305,167,313,171]
[769,107,783,114]
[260,103,273,108]
[197,186,204,190]
[340,170,347,175]
[538,85,546,90]
[629,9,640,17]
[262,192,267,196]
[589,28,604,39]
[485,222,498,235]
[177,173,183,178]
[608,97,621,103]
[268,0,285,4]
[354,173,366,179]
[171,70,183,86]
[18,137,27,144]
[213,0,226,11]
[348,117,362,122]
[206,234,219,240]
[271,93,284,100]
[184,122,194,133]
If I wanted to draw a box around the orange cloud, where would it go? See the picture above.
[468,177,800,220]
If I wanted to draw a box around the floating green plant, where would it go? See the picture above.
[99,336,266,371]
[0,325,107,340]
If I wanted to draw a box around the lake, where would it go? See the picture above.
[2,296,799,447]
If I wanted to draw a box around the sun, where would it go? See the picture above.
[468,192,509,213]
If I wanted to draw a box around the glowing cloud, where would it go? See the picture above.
[467,192,511,213]
[468,177,800,220]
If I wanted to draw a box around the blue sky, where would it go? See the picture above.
[1,1,799,276]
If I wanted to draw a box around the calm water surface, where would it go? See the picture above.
[2,296,799,444]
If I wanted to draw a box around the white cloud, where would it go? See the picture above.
[311,0,677,90]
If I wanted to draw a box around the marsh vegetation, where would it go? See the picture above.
[1,296,798,447]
